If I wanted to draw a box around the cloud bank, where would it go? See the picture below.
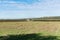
[0,0,60,10]
[0,0,60,19]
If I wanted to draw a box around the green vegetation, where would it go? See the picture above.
[0,33,59,40]
[1,16,60,21]
[0,21,60,40]
[30,16,60,21]
[0,16,60,40]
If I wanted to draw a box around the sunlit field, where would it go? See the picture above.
[0,21,60,36]
[0,21,60,40]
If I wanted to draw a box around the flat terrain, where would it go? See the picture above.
[0,21,60,36]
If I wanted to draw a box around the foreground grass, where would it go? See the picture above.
[0,33,60,40]
[0,21,60,36]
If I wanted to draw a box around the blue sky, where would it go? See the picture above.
[0,0,60,19]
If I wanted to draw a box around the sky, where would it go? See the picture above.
[0,0,60,19]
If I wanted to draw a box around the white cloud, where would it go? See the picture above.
[1,0,60,10]
[0,0,60,19]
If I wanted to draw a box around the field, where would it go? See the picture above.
[0,21,60,40]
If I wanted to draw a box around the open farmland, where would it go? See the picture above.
[0,21,60,36]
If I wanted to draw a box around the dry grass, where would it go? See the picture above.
[0,21,60,36]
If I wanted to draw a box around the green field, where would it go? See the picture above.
[0,21,60,40]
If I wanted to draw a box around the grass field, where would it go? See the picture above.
[0,21,60,40]
[0,21,60,36]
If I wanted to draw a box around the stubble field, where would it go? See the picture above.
[0,21,60,36]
